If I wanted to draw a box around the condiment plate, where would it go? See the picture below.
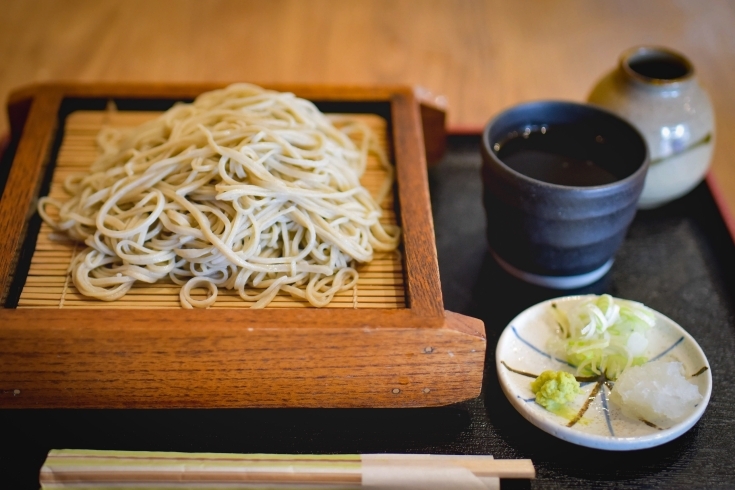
[496,295,712,450]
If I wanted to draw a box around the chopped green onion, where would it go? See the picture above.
[556,295,654,380]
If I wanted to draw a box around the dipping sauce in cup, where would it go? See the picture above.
[481,101,649,289]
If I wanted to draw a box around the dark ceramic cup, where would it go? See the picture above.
[481,101,649,288]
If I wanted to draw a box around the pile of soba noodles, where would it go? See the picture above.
[38,84,400,308]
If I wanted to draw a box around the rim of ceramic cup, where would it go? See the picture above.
[619,45,694,85]
[481,100,649,192]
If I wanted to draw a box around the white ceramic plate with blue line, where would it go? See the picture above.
[496,295,711,450]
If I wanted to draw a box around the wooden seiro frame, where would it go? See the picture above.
[0,83,485,408]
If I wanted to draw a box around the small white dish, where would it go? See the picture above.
[496,295,711,450]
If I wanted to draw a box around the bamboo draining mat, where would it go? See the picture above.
[19,110,405,309]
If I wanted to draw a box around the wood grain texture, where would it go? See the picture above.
[0,88,62,301]
[0,83,485,408]
[391,92,443,318]
[0,309,485,408]
[1,1,735,224]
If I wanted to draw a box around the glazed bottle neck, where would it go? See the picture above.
[618,46,696,96]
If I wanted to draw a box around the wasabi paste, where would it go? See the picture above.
[531,370,581,414]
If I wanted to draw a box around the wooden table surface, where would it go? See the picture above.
[3,1,735,223]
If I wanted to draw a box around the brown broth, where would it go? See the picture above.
[495,124,627,187]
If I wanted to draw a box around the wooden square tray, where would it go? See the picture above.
[0,83,485,408]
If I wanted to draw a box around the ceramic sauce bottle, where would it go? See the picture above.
[588,46,714,209]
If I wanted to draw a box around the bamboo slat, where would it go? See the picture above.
[18,110,406,309]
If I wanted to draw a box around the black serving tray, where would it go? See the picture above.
[2,134,735,489]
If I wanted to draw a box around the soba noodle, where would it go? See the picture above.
[38,84,400,308]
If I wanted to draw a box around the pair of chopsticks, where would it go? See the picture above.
[40,450,535,488]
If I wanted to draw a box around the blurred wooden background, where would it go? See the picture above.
[2,0,734,218]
